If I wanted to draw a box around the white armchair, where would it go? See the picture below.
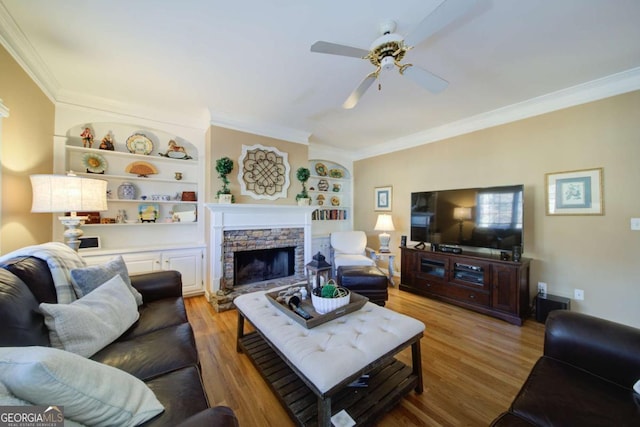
[329,231,375,276]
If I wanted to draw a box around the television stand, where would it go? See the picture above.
[399,247,531,325]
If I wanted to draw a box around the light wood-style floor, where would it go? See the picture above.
[185,287,545,426]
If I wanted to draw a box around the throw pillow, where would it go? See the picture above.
[0,383,86,427]
[71,256,143,305]
[0,381,31,405]
[0,346,164,426]
[40,275,139,357]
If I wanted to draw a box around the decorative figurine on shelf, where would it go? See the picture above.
[159,139,192,159]
[99,133,115,150]
[80,127,94,148]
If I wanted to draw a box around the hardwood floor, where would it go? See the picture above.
[185,287,545,426]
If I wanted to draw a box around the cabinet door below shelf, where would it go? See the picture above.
[83,252,162,274]
[161,249,203,295]
[491,264,518,313]
[81,249,203,295]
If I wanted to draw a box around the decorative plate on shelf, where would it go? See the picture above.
[82,152,107,174]
[329,168,344,178]
[126,133,153,155]
[315,162,328,176]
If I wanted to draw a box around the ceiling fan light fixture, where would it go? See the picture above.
[310,0,475,108]
[380,56,395,71]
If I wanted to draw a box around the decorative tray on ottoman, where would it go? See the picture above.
[265,287,368,329]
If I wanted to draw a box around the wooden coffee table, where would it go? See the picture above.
[235,290,425,426]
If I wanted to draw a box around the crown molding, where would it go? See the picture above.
[308,141,356,162]
[209,110,311,145]
[0,2,58,102]
[0,99,9,118]
[353,67,640,160]
[56,90,210,131]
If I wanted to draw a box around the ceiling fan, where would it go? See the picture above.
[310,0,477,109]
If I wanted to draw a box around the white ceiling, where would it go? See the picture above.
[1,0,640,158]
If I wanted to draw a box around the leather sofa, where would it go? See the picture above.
[491,310,640,426]
[0,254,239,427]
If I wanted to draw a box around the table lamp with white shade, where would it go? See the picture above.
[374,213,395,253]
[30,173,108,251]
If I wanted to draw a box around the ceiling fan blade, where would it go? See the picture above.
[311,41,370,58]
[401,65,449,93]
[343,72,377,109]
[404,0,477,47]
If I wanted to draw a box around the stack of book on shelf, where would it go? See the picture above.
[312,209,347,220]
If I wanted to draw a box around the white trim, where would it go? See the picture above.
[209,110,311,145]
[0,3,57,102]
[0,99,9,118]
[56,91,210,132]
[205,204,316,292]
[353,67,640,160]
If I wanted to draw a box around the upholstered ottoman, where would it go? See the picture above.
[235,289,425,426]
[337,265,388,306]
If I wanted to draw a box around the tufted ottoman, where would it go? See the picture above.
[234,289,425,427]
[337,265,389,306]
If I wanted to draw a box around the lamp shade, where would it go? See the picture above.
[374,214,395,232]
[30,174,108,213]
[453,207,472,221]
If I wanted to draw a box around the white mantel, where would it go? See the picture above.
[205,203,317,293]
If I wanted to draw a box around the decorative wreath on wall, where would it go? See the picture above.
[238,144,290,200]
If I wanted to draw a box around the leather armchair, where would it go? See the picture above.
[329,231,375,276]
[491,310,640,426]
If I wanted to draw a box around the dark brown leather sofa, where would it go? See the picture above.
[0,255,239,427]
[491,310,640,426]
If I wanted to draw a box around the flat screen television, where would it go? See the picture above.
[410,185,524,251]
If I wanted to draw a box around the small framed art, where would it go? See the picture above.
[374,186,392,211]
[545,167,604,215]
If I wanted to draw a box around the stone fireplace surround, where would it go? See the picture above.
[225,230,302,288]
[205,204,317,305]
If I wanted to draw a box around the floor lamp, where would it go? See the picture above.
[30,173,108,251]
[374,214,395,253]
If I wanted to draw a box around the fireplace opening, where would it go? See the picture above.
[234,246,296,286]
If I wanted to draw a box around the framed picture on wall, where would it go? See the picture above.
[545,167,604,215]
[374,186,393,211]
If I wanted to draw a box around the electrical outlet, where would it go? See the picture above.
[537,282,547,294]
[631,218,640,231]
[574,289,584,300]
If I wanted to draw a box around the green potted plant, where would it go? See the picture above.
[295,167,311,205]
[215,157,234,203]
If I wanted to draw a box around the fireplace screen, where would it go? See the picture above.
[234,246,295,286]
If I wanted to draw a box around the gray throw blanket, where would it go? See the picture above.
[0,242,86,303]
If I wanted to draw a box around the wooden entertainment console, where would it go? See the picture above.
[400,247,531,325]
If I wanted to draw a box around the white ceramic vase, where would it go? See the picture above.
[117,182,136,200]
